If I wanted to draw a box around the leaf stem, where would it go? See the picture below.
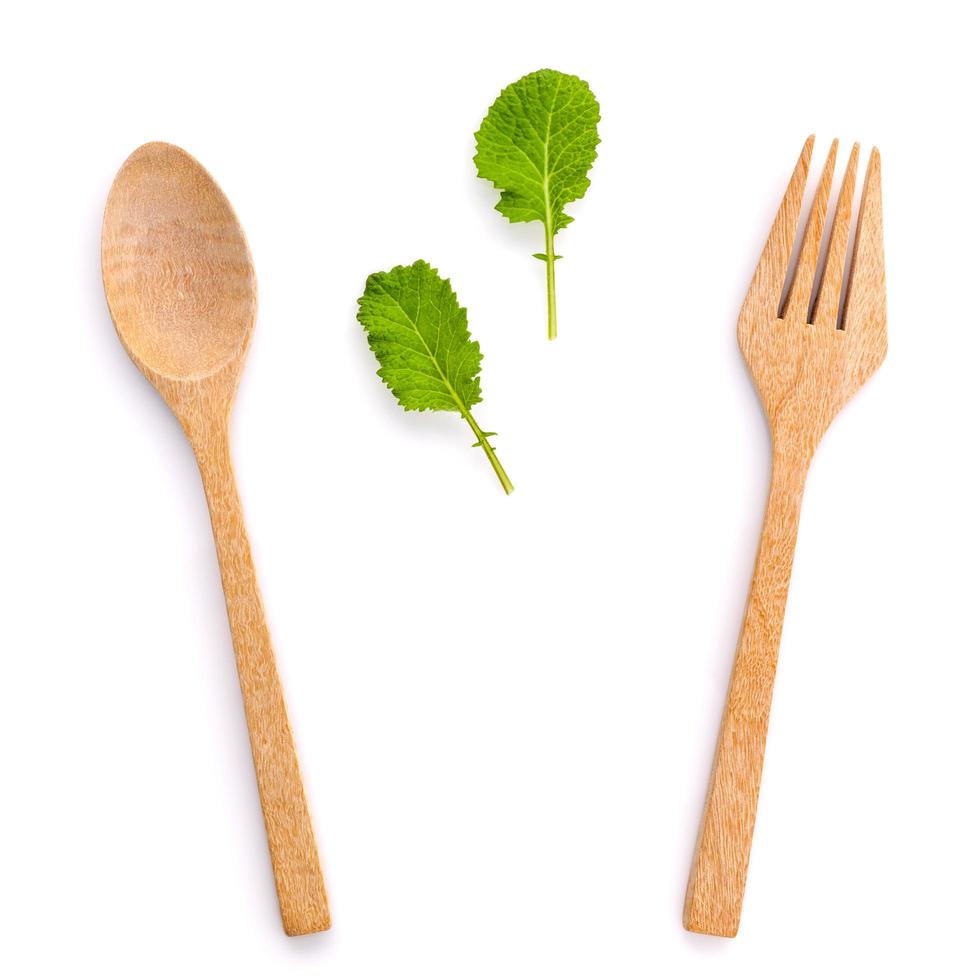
[461,410,514,495]
[544,222,557,340]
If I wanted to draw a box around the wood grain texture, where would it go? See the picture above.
[102,142,330,937]
[684,137,886,937]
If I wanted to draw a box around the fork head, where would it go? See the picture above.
[737,136,887,455]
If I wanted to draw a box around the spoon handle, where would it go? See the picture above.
[191,420,330,937]
[684,445,810,937]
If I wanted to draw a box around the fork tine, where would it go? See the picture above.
[782,139,837,322]
[842,147,886,333]
[743,135,814,316]
[811,143,860,329]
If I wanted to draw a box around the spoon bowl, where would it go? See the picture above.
[102,143,256,382]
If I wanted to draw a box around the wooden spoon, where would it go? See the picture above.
[101,142,330,936]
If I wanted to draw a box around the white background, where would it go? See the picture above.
[2,0,977,976]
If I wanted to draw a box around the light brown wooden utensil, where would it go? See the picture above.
[101,142,330,936]
[684,136,886,937]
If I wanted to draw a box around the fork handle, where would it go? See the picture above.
[684,443,810,937]
[191,418,330,937]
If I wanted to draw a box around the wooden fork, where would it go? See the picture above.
[684,136,887,937]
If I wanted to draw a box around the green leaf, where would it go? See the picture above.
[356,260,482,414]
[474,68,600,233]
[356,260,513,494]
[474,68,599,340]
